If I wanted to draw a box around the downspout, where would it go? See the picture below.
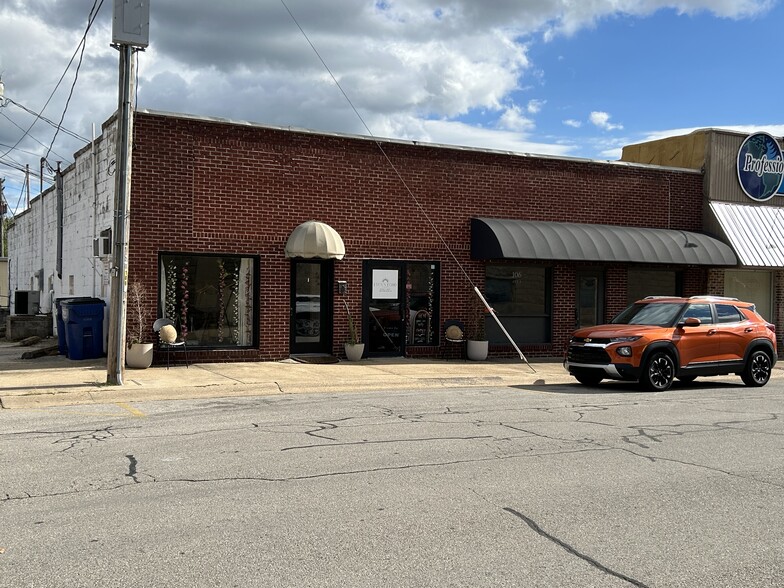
[92,123,98,298]
[56,162,63,281]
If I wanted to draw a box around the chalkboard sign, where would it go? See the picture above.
[412,311,430,345]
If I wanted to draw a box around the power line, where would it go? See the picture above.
[4,98,90,143]
[43,0,105,162]
[0,103,72,164]
[0,0,103,162]
[281,0,534,368]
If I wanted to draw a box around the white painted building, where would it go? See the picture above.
[7,117,118,344]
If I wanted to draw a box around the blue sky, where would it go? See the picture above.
[512,4,784,157]
[1,0,783,209]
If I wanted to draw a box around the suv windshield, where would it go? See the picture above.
[611,302,686,326]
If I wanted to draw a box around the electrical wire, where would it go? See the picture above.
[280,0,473,288]
[44,0,105,162]
[281,1,535,369]
[5,98,90,143]
[0,0,103,162]
[0,110,71,163]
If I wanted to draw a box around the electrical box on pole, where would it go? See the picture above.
[112,0,150,47]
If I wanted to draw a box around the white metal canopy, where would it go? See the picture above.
[709,202,784,267]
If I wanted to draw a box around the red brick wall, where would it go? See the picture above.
[128,112,705,362]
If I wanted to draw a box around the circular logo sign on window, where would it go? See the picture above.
[737,132,784,202]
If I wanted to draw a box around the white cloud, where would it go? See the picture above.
[526,99,545,114]
[498,105,535,132]
[0,0,777,195]
[563,119,582,128]
[589,111,624,131]
[374,115,575,156]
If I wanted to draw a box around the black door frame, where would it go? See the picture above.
[290,259,334,355]
[363,261,406,357]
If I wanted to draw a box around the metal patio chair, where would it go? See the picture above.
[153,318,189,369]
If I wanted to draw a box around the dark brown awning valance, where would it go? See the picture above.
[471,217,737,266]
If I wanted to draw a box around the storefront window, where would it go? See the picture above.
[725,270,772,321]
[406,263,439,346]
[159,253,256,348]
[627,269,680,303]
[485,266,551,344]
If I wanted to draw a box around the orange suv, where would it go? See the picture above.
[565,296,777,391]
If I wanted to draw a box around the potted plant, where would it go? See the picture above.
[466,296,489,361]
[126,281,154,368]
[343,299,364,361]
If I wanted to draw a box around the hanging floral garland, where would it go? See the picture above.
[180,260,190,340]
[232,263,241,344]
[217,259,226,343]
[165,260,178,320]
[244,265,253,343]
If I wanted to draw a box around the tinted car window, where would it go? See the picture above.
[716,304,744,324]
[682,303,713,324]
[611,302,685,326]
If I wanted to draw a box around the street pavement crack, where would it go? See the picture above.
[281,434,494,451]
[503,507,651,588]
[126,454,140,483]
[613,447,784,489]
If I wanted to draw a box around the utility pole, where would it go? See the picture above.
[0,177,6,258]
[106,0,149,386]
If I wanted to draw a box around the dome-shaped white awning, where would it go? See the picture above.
[284,220,345,260]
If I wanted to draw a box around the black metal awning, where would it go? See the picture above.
[470,217,737,266]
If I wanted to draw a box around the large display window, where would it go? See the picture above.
[724,270,772,321]
[627,269,681,303]
[485,265,551,344]
[159,253,257,348]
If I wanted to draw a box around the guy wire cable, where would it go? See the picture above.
[281,0,534,371]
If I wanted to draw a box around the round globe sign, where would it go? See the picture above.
[737,132,784,202]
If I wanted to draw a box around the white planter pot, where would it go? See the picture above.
[344,343,365,361]
[466,340,489,361]
[126,342,154,369]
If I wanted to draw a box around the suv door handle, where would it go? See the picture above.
[745,327,754,332]
[708,329,717,335]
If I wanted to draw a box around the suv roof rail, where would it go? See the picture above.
[643,295,677,299]
[689,295,739,301]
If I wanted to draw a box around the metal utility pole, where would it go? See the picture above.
[106,0,149,386]
[0,177,6,258]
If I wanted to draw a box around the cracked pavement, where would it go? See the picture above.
[2,381,784,587]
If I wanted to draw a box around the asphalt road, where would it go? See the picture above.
[2,378,783,587]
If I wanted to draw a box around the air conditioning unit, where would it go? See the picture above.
[14,290,41,315]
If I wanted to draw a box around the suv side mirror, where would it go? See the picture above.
[679,317,701,328]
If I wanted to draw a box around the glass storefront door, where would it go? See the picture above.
[361,261,440,356]
[364,262,404,356]
[290,260,333,355]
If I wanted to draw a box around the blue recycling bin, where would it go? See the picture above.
[61,299,106,360]
[55,297,95,356]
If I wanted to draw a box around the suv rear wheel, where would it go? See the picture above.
[640,351,675,391]
[741,350,772,387]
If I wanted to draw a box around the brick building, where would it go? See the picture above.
[8,110,741,363]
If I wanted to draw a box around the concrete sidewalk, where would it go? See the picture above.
[0,338,572,409]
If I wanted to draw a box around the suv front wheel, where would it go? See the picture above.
[741,350,772,387]
[640,351,675,391]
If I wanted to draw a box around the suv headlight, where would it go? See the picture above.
[610,336,641,343]
[611,336,640,358]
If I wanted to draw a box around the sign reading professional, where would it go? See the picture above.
[737,132,784,202]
